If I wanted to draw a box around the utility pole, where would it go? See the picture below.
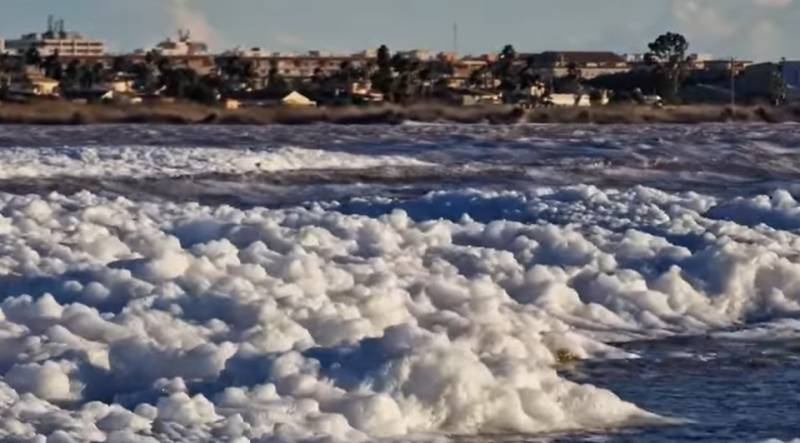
[453,22,459,55]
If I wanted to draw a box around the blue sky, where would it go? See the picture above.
[2,0,798,61]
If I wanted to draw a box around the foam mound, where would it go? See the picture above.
[0,185,799,441]
[0,145,433,179]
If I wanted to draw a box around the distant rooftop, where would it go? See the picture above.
[534,51,627,65]
[6,15,105,56]
[17,15,89,41]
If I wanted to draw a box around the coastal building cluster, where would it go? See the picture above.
[1,17,798,108]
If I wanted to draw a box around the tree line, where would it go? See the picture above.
[1,32,786,105]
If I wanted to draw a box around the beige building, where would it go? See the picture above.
[223,98,242,110]
[527,51,630,80]
[693,59,752,75]
[153,30,209,56]
[9,72,60,96]
[6,17,105,56]
[398,49,435,61]
[248,54,372,80]
[545,93,594,107]
[450,57,492,88]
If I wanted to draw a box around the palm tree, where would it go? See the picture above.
[0,53,14,92]
[372,45,394,96]
[60,60,81,91]
[216,55,257,93]
[339,60,354,94]
[112,56,135,75]
[24,47,42,67]
[500,45,517,62]
[78,65,96,90]
[390,54,420,103]
[468,63,493,90]
[267,60,289,96]
[92,62,106,84]
[495,44,519,102]
[42,52,63,80]
[130,62,156,93]
[310,67,326,90]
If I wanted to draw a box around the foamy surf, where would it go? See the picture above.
[0,123,798,442]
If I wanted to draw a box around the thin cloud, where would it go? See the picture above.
[669,0,791,59]
[165,0,226,49]
[753,0,793,8]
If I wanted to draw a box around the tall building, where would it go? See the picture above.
[5,16,105,56]
[0,37,5,54]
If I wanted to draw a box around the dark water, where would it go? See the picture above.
[1,124,800,204]
[565,334,800,442]
[454,332,800,443]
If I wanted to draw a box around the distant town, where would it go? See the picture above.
[0,16,797,109]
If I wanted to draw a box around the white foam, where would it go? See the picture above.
[0,145,434,180]
[0,184,798,441]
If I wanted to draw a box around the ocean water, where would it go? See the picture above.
[0,124,798,442]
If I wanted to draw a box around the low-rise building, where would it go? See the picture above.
[453,89,502,106]
[223,98,241,110]
[103,76,135,94]
[545,93,592,107]
[437,52,459,63]
[449,56,491,88]
[453,57,490,77]
[694,59,752,74]
[527,51,630,80]
[221,47,270,58]
[780,61,800,89]
[8,71,60,96]
[399,49,435,61]
[153,30,208,56]
[249,55,372,80]
[349,81,384,103]
[737,62,785,103]
[354,48,378,58]
[687,58,753,84]
[168,55,216,76]
[6,17,105,56]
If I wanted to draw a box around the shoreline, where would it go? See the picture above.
[0,102,798,125]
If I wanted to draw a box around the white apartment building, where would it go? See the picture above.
[5,17,105,56]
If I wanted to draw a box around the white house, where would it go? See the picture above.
[545,93,592,107]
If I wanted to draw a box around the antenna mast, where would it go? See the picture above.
[453,22,459,54]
